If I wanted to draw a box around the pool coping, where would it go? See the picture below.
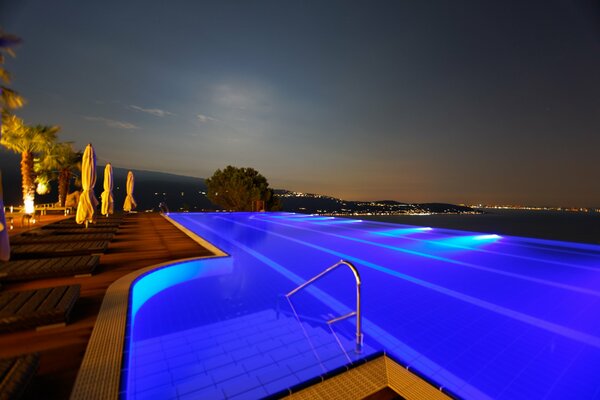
[69,214,227,400]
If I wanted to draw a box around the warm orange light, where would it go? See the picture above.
[24,196,34,214]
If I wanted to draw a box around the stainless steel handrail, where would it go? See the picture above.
[286,260,363,353]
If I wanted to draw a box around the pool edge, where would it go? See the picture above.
[161,213,229,257]
[69,215,227,400]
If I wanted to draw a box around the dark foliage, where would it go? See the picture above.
[206,166,280,211]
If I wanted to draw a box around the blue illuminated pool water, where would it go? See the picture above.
[126,212,600,399]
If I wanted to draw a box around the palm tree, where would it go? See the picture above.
[36,142,82,206]
[1,30,25,135]
[1,116,59,206]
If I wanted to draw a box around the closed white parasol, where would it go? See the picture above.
[76,143,98,227]
[123,170,137,212]
[101,163,114,216]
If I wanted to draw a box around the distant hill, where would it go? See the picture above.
[1,148,475,213]
[417,203,476,214]
[1,149,210,211]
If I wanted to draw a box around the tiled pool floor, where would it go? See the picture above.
[129,309,376,400]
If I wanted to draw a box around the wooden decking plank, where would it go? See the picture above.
[0,358,14,381]
[10,233,114,245]
[36,287,69,313]
[0,292,35,316]
[15,288,53,315]
[54,286,80,316]
[0,354,39,400]
[0,256,100,281]
[63,257,82,268]
[10,241,109,257]
[0,293,18,310]
[34,227,118,235]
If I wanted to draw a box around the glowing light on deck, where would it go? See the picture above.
[24,197,34,214]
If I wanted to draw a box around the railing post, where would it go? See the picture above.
[356,274,363,353]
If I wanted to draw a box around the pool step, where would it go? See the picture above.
[128,309,377,400]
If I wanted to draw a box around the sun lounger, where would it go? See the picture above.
[0,256,100,281]
[46,221,121,229]
[9,241,109,259]
[0,353,39,400]
[0,285,80,333]
[9,233,114,245]
[36,226,119,234]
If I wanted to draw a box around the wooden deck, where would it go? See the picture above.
[0,213,214,399]
[6,214,71,237]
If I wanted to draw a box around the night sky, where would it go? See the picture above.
[1,1,599,207]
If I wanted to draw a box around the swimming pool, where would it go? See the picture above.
[126,212,600,399]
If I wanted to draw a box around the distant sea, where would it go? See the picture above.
[356,209,600,245]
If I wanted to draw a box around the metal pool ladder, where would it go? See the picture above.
[286,260,363,353]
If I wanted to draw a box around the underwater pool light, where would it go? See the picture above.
[474,234,501,240]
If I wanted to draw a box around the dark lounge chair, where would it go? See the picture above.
[55,218,121,226]
[9,233,115,245]
[0,285,80,333]
[9,241,109,259]
[0,353,39,400]
[0,256,100,281]
[42,221,120,230]
[32,227,119,235]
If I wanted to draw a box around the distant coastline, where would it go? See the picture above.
[2,149,598,245]
[354,209,600,245]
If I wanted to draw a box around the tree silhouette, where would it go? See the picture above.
[206,166,280,211]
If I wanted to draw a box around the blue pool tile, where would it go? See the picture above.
[135,384,177,400]
[178,385,224,400]
[321,354,351,372]
[221,338,251,352]
[209,363,247,384]
[262,374,302,395]
[133,371,171,392]
[257,339,284,354]
[166,352,198,369]
[255,364,294,385]
[132,351,165,368]
[162,343,192,357]
[293,367,324,385]
[240,354,276,373]
[230,345,261,362]
[267,346,301,363]
[131,362,169,380]
[243,330,273,346]
[170,362,205,383]
[203,353,235,370]
[175,374,215,397]
[218,374,263,398]
[193,344,227,359]
[228,385,269,400]
[188,335,219,349]
[283,353,320,373]
[214,330,240,344]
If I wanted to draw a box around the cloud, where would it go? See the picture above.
[197,114,217,123]
[129,105,173,117]
[84,116,140,130]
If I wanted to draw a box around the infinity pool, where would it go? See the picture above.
[126,212,600,399]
